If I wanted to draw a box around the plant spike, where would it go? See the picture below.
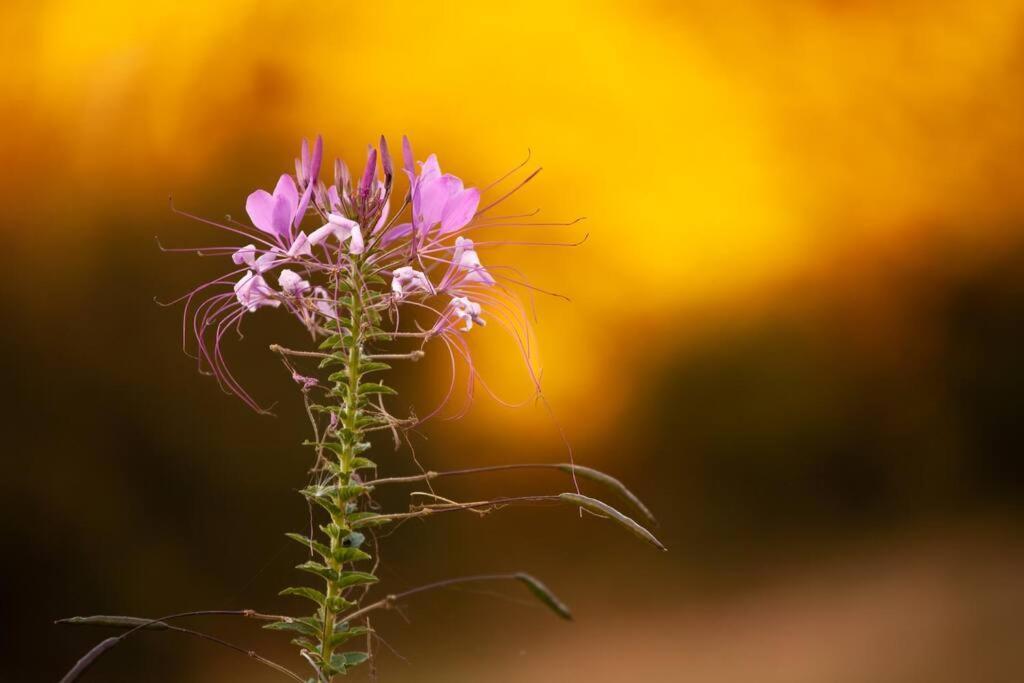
[60,134,660,682]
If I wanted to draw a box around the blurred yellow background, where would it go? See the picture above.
[2,1,1024,681]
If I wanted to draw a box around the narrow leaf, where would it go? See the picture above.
[349,513,389,530]
[262,620,321,638]
[336,571,378,589]
[349,457,376,471]
[279,586,327,607]
[358,361,392,375]
[337,484,368,502]
[357,382,397,396]
[333,547,372,564]
[556,463,657,527]
[558,493,667,551]
[318,334,343,350]
[285,532,331,559]
[330,651,370,672]
[327,626,370,648]
[296,561,339,583]
[514,573,573,620]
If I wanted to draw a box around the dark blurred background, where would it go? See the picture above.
[3,1,1024,681]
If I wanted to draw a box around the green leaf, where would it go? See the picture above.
[327,595,356,612]
[514,573,573,620]
[279,586,327,607]
[333,547,372,564]
[320,443,347,457]
[558,493,667,551]
[337,484,368,502]
[354,414,388,429]
[357,382,397,396]
[357,361,391,375]
[318,353,347,369]
[285,532,331,559]
[349,513,390,530]
[290,637,317,650]
[349,457,376,471]
[330,651,370,672]
[336,571,378,589]
[263,619,321,638]
[311,497,342,516]
[327,626,370,648]
[296,561,339,583]
[318,334,342,350]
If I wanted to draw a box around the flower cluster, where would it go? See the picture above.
[172,135,551,414]
[59,135,665,683]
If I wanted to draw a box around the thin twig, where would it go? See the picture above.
[57,611,302,682]
[365,462,657,525]
[364,351,425,361]
[270,344,331,359]
[341,573,527,624]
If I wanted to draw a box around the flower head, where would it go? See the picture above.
[166,134,574,414]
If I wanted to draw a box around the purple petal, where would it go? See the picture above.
[309,135,323,185]
[307,223,336,246]
[254,251,278,273]
[308,214,358,245]
[379,135,393,180]
[373,198,391,234]
[270,195,292,239]
[287,231,312,257]
[420,154,441,183]
[349,224,365,254]
[234,272,280,312]
[358,147,377,199]
[402,135,414,176]
[439,188,480,234]
[382,222,414,245]
[294,181,313,228]
[245,190,278,235]
[273,174,299,222]
[414,176,451,230]
[278,269,310,295]
[232,244,257,268]
[300,138,310,182]
[439,173,464,195]
[336,158,350,188]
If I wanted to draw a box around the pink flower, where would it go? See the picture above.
[391,266,434,300]
[450,237,495,286]
[449,296,485,331]
[388,141,480,243]
[311,286,337,321]
[168,134,562,414]
[246,174,299,242]
[280,231,313,258]
[309,214,364,254]
[232,244,278,273]
[234,271,280,312]
[278,269,310,296]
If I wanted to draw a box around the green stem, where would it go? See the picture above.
[318,259,367,677]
